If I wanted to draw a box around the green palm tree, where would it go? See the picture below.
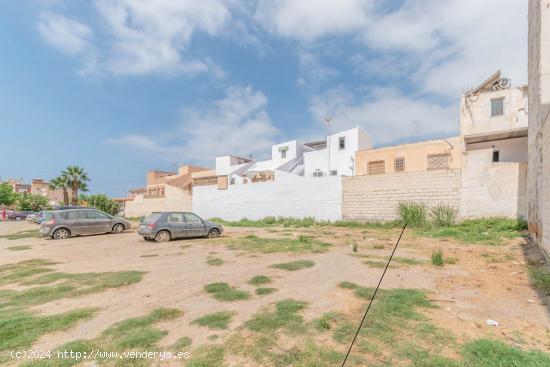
[49,175,70,205]
[62,166,90,205]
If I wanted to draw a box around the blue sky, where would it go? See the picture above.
[0,0,527,196]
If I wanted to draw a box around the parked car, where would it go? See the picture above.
[8,211,35,221]
[39,209,131,239]
[138,212,223,242]
[34,210,54,224]
[53,206,95,210]
[26,213,38,222]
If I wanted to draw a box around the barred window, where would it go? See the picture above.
[427,153,451,170]
[367,160,385,175]
[394,157,405,172]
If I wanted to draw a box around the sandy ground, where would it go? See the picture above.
[0,220,549,363]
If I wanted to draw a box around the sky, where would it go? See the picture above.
[0,0,527,196]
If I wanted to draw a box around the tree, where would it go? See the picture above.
[81,194,120,215]
[0,183,16,206]
[61,166,90,205]
[16,193,50,211]
[49,175,70,205]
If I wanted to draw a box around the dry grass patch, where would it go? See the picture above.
[270,260,315,271]
[204,282,250,302]
[228,235,330,254]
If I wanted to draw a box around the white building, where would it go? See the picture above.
[214,127,372,186]
[192,127,371,221]
[460,71,529,163]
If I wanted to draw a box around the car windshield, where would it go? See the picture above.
[143,213,162,223]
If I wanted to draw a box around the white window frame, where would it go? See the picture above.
[490,97,504,117]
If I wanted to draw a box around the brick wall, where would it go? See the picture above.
[342,170,461,221]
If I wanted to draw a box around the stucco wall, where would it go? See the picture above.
[124,184,192,218]
[466,136,528,162]
[528,0,550,257]
[355,137,463,176]
[460,149,527,219]
[342,170,461,222]
[460,86,528,137]
[192,171,342,221]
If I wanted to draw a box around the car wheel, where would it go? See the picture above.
[15,216,22,221]
[208,228,220,238]
[155,230,171,243]
[112,223,125,234]
[53,228,70,240]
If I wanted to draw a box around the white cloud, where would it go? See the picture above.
[309,88,458,146]
[256,0,526,96]
[39,0,230,76]
[37,12,93,56]
[108,86,279,165]
[364,0,527,97]
[255,0,371,41]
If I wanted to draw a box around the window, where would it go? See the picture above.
[490,98,504,117]
[427,153,451,170]
[367,160,385,175]
[279,146,288,158]
[184,213,202,223]
[61,210,85,220]
[394,157,405,172]
[313,170,324,178]
[330,170,338,176]
[85,210,110,220]
[338,136,345,150]
[492,150,500,162]
[166,213,184,223]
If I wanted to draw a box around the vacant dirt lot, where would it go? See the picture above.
[0,220,549,366]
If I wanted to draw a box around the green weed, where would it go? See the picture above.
[270,260,315,271]
[398,202,428,228]
[206,257,224,266]
[229,236,330,254]
[204,282,250,301]
[248,275,271,285]
[7,245,32,251]
[528,265,550,295]
[255,287,277,295]
[192,311,235,329]
[432,248,444,266]
[0,229,40,240]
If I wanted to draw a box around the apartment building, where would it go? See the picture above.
[210,126,371,189]
[124,165,209,217]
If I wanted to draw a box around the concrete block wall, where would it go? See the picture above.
[342,170,461,221]
[192,171,342,221]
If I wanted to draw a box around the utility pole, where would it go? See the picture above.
[325,116,333,176]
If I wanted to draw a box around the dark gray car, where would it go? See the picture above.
[138,212,223,242]
[39,209,131,239]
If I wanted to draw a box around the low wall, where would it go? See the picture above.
[342,170,461,221]
[124,185,192,217]
[192,171,342,221]
[460,149,527,219]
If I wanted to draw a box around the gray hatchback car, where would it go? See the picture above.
[138,212,223,242]
[39,209,131,239]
